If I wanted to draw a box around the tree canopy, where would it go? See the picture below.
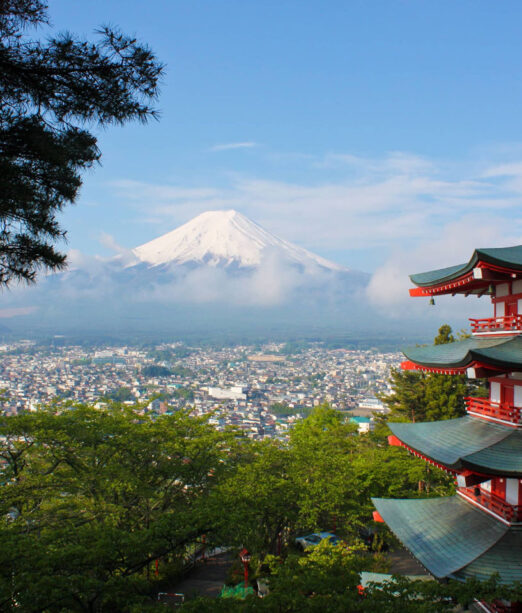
[0,405,234,611]
[211,405,453,556]
[0,0,163,286]
[141,364,172,378]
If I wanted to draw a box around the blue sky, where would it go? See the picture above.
[44,0,522,289]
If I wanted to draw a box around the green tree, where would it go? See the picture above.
[269,402,311,417]
[171,387,195,402]
[105,386,135,402]
[433,324,455,345]
[212,405,450,556]
[381,369,472,422]
[211,440,299,554]
[0,0,163,285]
[0,405,234,611]
[141,365,172,377]
[288,406,360,530]
[287,406,452,532]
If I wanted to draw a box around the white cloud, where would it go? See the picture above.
[318,151,436,176]
[0,306,38,318]
[366,215,522,312]
[482,161,522,178]
[209,142,258,152]
[126,247,317,307]
[98,233,139,266]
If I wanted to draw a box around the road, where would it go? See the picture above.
[171,552,232,601]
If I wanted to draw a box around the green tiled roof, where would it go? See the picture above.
[410,263,467,287]
[452,527,522,585]
[389,416,522,476]
[372,496,511,580]
[403,335,522,371]
[410,245,522,287]
[466,430,522,475]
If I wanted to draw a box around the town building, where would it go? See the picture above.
[373,246,522,613]
[206,385,247,401]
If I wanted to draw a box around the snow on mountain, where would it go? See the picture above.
[132,210,347,272]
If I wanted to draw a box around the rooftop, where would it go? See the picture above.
[372,495,520,584]
[389,416,522,477]
[402,334,522,375]
[409,245,522,296]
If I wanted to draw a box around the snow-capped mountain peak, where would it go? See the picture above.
[132,209,347,272]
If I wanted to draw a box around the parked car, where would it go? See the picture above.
[295,531,340,550]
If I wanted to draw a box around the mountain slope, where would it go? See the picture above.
[2,209,378,337]
[132,209,346,272]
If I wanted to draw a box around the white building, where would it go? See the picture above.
[207,385,247,401]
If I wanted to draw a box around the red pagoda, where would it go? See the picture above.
[373,246,522,613]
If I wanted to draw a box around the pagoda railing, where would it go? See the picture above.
[469,314,522,334]
[459,486,522,522]
[465,396,522,425]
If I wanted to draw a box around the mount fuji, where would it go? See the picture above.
[130,209,347,273]
[3,210,375,339]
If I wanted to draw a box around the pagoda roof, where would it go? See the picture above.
[452,526,522,584]
[409,245,522,296]
[402,335,522,374]
[372,496,518,583]
[389,416,522,477]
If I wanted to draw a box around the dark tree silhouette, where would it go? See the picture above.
[0,0,163,285]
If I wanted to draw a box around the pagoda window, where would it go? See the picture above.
[505,478,521,505]
[491,381,501,403]
[514,384,522,408]
[493,296,518,317]
[497,283,510,298]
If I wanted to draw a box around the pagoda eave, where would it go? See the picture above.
[372,496,514,581]
[409,268,518,297]
[387,417,522,478]
[388,433,515,478]
[409,246,522,294]
[388,434,459,473]
[409,272,477,297]
[401,335,522,376]
[400,359,503,377]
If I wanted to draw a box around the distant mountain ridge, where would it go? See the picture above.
[132,209,347,273]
